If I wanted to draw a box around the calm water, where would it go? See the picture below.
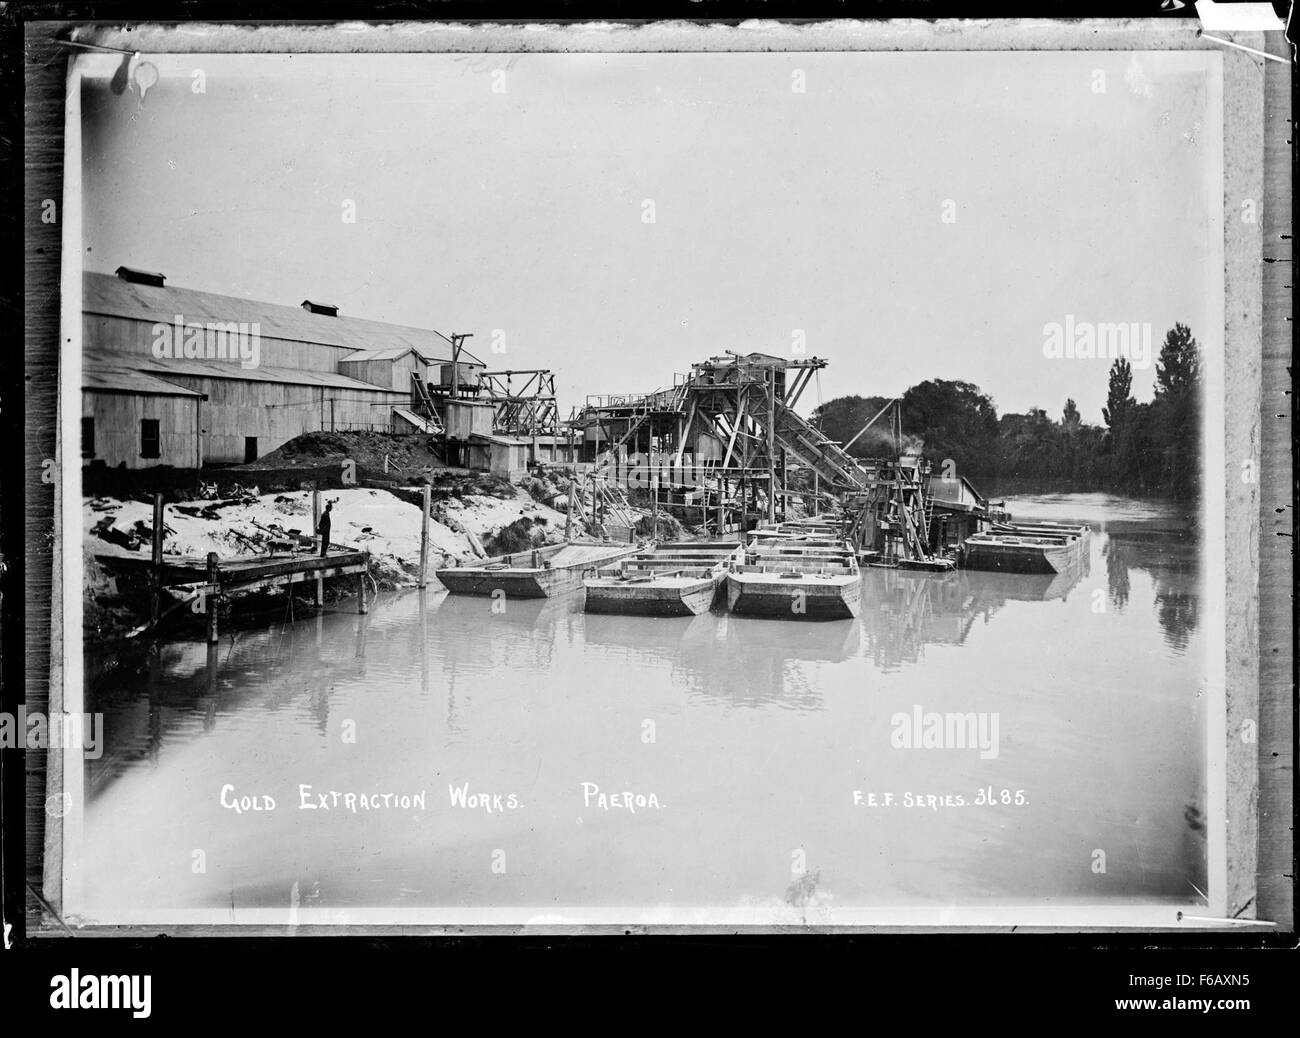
[79,494,1206,921]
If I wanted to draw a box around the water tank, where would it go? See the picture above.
[440,362,480,388]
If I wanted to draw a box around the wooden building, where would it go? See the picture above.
[467,433,531,481]
[81,267,486,468]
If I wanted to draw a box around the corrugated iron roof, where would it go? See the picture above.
[83,366,205,397]
[339,347,426,363]
[469,432,531,446]
[84,271,486,366]
[84,351,409,393]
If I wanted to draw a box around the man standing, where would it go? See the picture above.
[318,501,333,557]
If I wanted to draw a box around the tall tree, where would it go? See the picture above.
[1062,398,1082,434]
[1155,322,1200,398]
[1150,323,1202,500]
[1102,357,1135,430]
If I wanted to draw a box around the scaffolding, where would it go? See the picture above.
[571,352,869,534]
[479,369,561,436]
[570,352,1000,560]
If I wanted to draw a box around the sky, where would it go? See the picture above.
[79,49,1220,424]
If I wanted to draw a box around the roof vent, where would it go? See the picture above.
[116,266,166,287]
[301,300,339,317]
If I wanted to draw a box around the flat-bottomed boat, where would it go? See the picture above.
[727,532,862,619]
[961,522,1090,575]
[584,541,744,616]
[435,540,644,597]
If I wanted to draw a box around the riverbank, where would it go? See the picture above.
[83,474,574,640]
[82,449,703,642]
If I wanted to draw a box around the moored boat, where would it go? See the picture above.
[961,522,1089,575]
[435,540,644,597]
[584,541,744,616]
[726,532,862,619]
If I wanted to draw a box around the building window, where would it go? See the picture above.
[81,417,95,458]
[244,437,258,463]
[140,419,160,459]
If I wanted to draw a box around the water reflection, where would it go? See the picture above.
[80,494,1206,915]
[1099,525,1200,654]
[988,493,1201,653]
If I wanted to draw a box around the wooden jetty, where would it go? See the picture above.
[100,548,372,642]
[584,540,744,617]
[961,522,1090,575]
[434,540,644,598]
[727,531,862,619]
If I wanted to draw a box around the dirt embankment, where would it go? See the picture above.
[84,474,573,641]
[238,430,443,480]
[81,432,703,640]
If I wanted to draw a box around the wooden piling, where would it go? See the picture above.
[150,493,164,624]
[652,470,659,538]
[206,552,219,643]
[312,489,323,604]
[418,483,431,588]
[357,571,367,613]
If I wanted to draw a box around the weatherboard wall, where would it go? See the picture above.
[152,374,406,464]
[82,390,201,469]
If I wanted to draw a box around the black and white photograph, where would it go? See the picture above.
[10,11,1292,972]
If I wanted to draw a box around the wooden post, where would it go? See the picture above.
[780,447,787,523]
[418,483,431,588]
[206,552,219,643]
[150,493,164,624]
[743,470,754,535]
[767,368,777,523]
[357,571,368,613]
[312,491,325,606]
[565,478,574,540]
[812,470,819,516]
[652,468,659,539]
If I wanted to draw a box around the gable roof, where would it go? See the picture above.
[83,271,486,366]
[84,351,409,393]
[339,347,430,364]
[83,366,206,397]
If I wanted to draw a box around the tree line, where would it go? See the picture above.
[811,323,1202,500]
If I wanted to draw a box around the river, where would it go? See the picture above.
[77,493,1206,923]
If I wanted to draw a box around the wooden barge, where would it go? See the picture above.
[584,541,744,617]
[434,540,644,598]
[960,522,1090,575]
[727,530,862,620]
